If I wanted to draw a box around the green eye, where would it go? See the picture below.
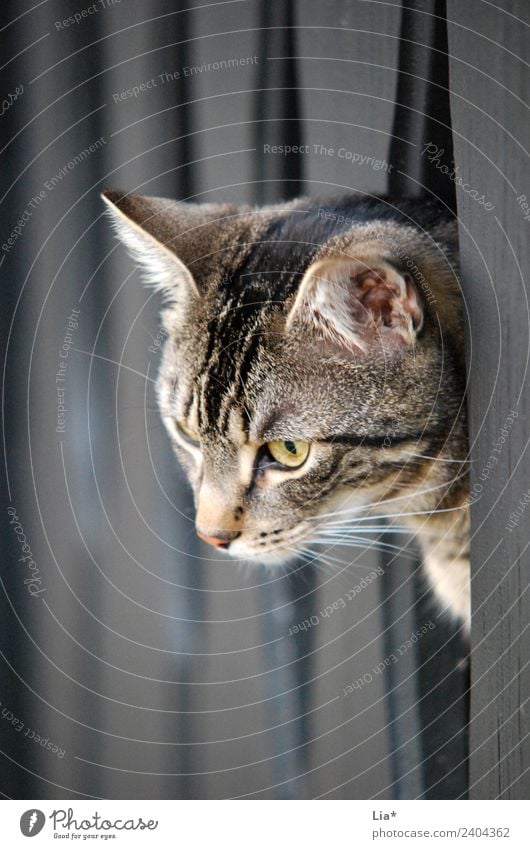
[176,420,200,444]
[267,439,310,468]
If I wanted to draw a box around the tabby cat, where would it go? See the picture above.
[102,190,470,626]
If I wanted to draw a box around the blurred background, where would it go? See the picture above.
[4,0,527,800]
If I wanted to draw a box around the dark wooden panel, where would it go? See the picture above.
[389,0,455,208]
[387,0,468,800]
[448,0,530,799]
[294,0,401,799]
[295,0,402,200]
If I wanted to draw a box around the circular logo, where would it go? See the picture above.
[20,810,45,837]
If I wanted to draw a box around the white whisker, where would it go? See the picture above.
[311,537,416,558]
[317,503,466,526]
[409,452,472,464]
[309,470,467,522]
[318,519,412,534]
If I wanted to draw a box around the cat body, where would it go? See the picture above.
[102,191,470,626]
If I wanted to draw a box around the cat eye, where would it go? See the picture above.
[176,420,200,445]
[266,439,309,469]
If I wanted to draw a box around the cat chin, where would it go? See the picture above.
[226,541,300,567]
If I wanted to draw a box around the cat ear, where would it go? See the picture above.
[286,249,424,354]
[101,190,243,304]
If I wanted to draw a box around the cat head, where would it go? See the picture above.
[102,190,465,562]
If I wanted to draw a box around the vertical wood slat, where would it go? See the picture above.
[380,540,424,800]
[388,0,468,800]
[294,0,402,200]
[389,0,456,208]
[448,0,530,799]
[294,0,401,798]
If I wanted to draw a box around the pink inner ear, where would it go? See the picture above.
[287,253,424,354]
[351,267,423,331]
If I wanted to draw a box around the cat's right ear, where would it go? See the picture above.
[286,248,424,355]
[101,190,200,306]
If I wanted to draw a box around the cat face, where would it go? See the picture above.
[102,191,466,562]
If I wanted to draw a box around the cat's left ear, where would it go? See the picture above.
[101,190,200,305]
[286,249,424,354]
[101,190,245,306]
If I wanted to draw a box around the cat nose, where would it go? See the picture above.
[196,529,240,549]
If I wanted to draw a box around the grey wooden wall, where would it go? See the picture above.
[0,0,527,800]
[448,0,530,800]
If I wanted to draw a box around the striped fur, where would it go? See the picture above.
[103,191,470,626]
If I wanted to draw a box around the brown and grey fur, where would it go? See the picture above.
[102,190,470,626]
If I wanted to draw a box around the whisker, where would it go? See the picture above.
[409,452,472,464]
[308,470,468,522]
[296,545,364,572]
[320,524,449,539]
[313,501,467,527]
[311,536,417,559]
[320,524,412,533]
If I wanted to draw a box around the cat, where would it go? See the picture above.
[102,190,470,627]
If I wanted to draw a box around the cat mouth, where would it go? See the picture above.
[226,525,315,563]
[228,544,303,566]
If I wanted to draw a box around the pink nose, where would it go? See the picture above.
[196,530,237,549]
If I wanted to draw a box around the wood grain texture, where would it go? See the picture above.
[448,0,530,800]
